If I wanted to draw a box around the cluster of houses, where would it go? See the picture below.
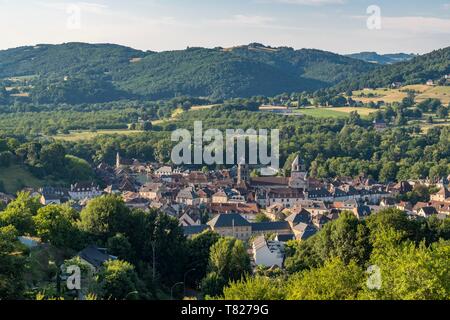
[3,152,450,270]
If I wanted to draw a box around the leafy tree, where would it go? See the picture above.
[0,225,26,299]
[366,208,421,244]
[39,143,66,175]
[437,105,449,119]
[286,258,364,300]
[362,227,450,300]
[33,204,79,249]
[220,276,286,300]
[379,161,398,183]
[313,212,370,265]
[201,272,227,298]
[79,195,130,241]
[186,230,220,288]
[0,192,41,235]
[107,233,134,262]
[126,209,188,285]
[98,260,142,300]
[65,155,94,183]
[202,237,252,297]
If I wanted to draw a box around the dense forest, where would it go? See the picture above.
[1,43,448,104]
[0,42,377,102]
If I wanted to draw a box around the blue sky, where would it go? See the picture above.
[0,0,449,53]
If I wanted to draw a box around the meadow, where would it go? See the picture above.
[0,165,45,194]
[295,107,376,119]
[53,129,143,142]
[351,85,450,105]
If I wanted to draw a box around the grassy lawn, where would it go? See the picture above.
[53,129,143,142]
[0,165,45,194]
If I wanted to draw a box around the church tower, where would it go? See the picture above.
[237,163,250,185]
[289,155,309,190]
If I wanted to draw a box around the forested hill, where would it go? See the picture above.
[346,52,415,65]
[115,44,376,99]
[334,46,450,92]
[0,43,148,78]
[1,42,448,103]
[0,42,376,102]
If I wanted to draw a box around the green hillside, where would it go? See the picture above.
[0,42,146,78]
[335,46,450,91]
[1,42,448,103]
[0,42,377,102]
[0,165,44,194]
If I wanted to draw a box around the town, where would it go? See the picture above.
[3,151,448,273]
[0,0,449,304]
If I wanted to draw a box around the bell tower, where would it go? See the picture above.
[237,164,250,185]
[289,155,308,190]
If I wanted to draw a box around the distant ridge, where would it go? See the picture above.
[347,51,416,65]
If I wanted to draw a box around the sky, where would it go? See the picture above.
[0,0,449,54]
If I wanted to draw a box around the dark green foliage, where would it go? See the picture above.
[335,47,450,91]
[186,231,220,287]
[0,43,376,103]
[346,52,415,65]
[0,225,26,299]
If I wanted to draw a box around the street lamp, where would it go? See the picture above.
[171,282,184,300]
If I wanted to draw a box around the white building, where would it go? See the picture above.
[252,236,285,268]
[69,182,102,201]
[154,166,173,177]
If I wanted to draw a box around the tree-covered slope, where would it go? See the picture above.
[0,42,377,102]
[0,42,147,78]
[114,44,377,99]
[2,42,447,103]
[335,46,450,91]
[346,52,415,65]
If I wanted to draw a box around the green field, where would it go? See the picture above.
[351,85,450,105]
[295,107,375,119]
[53,129,143,142]
[0,165,45,194]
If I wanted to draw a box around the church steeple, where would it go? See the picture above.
[116,152,121,169]
[292,155,300,172]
